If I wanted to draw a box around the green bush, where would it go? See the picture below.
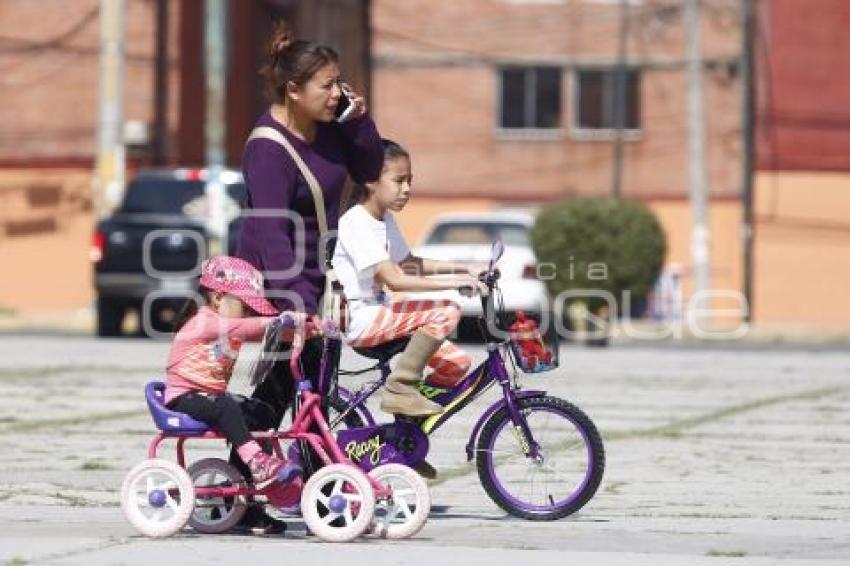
[531,197,667,314]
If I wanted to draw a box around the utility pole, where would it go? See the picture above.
[741,0,756,323]
[612,0,630,198]
[94,0,126,216]
[685,0,712,324]
[152,0,169,166]
[204,0,227,256]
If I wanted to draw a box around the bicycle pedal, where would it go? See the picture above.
[395,415,424,425]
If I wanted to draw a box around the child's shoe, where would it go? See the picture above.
[276,460,303,483]
[233,503,287,536]
[248,453,287,489]
[412,459,438,480]
[266,476,304,516]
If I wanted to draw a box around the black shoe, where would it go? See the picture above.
[412,460,437,480]
[234,504,286,535]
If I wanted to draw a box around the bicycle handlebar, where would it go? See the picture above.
[275,314,323,382]
[480,268,501,287]
[280,243,506,375]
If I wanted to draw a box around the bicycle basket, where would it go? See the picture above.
[508,312,560,374]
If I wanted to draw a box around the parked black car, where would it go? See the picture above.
[91,169,246,337]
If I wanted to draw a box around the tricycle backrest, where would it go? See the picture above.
[144,381,209,435]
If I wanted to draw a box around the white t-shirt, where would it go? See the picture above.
[332,204,410,341]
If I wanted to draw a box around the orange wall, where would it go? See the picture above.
[3,173,849,331]
[0,168,93,312]
[647,200,743,320]
[0,213,94,312]
[753,172,850,326]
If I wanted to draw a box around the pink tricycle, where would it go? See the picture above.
[120,318,430,541]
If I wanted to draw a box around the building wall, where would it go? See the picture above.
[0,209,93,312]
[756,0,850,171]
[1,0,847,332]
[182,0,371,167]
[0,1,181,300]
[372,0,743,201]
[753,172,850,327]
[0,0,181,163]
[370,0,752,326]
[749,0,850,327]
[647,198,743,325]
[0,0,373,316]
[373,0,850,330]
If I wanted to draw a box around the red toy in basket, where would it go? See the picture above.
[509,310,553,370]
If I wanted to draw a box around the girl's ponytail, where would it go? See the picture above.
[260,19,338,104]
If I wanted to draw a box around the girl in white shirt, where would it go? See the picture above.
[332,140,488,419]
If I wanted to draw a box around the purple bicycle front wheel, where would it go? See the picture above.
[476,396,605,520]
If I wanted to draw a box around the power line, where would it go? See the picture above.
[0,4,99,54]
[371,1,689,63]
[0,3,167,65]
[375,0,742,58]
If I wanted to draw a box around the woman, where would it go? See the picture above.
[234,20,384,533]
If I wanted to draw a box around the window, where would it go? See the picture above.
[574,68,641,133]
[425,222,530,247]
[499,66,562,130]
[120,179,246,214]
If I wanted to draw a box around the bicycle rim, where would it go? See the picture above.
[480,399,596,516]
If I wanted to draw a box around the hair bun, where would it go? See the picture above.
[269,20,294,58]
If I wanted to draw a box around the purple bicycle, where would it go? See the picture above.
[326,240,605,521]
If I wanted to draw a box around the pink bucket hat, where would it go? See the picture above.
[199,256,278,316]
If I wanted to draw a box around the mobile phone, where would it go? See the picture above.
[334,87,356,122]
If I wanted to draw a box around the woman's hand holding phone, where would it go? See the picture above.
[335,82,366,122]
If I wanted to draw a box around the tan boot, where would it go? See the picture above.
[380,330,444,417]
[412,460,438,480]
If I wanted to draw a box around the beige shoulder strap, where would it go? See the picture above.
[246,126,328,237]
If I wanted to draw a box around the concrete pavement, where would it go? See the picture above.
[0,335,848,564]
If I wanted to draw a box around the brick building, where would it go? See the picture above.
[372,0,850,329]
[0,0,369,311]
[372,0,743,202]
[750,0,850,326]
[371,0,747,325]
[0,0,368,167]
[1,0,849,329]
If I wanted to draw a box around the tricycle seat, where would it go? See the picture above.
[145,381,210,435]
[353,336,410,364]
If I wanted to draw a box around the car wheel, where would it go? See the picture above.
[142,301,180,338]
[96,297,125,337]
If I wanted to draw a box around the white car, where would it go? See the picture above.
[412,211,550,323]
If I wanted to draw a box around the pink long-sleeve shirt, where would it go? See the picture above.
[164,307,274,404]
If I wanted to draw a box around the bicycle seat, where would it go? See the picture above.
[353,336,411,364]
[144,381,210,435]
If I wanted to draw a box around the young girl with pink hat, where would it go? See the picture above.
[165,256,311,505]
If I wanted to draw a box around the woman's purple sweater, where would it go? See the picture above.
[236,111,383,313]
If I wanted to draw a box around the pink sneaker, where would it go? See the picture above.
[248,453,286,489]
[266,476,304,516]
